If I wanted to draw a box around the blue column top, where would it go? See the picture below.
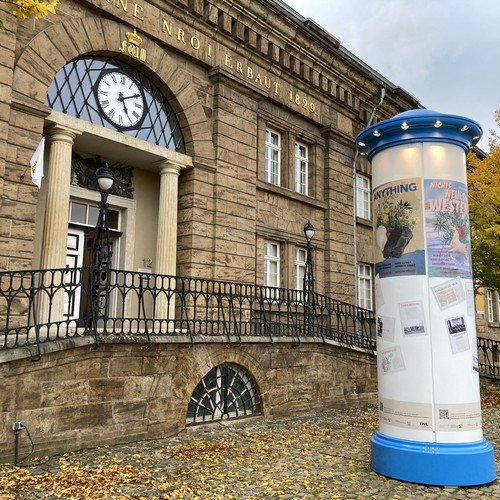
[355,109,482,161]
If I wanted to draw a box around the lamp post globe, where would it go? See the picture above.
[95,162,114,194]
[303,221,315,242]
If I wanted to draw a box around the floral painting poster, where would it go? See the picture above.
[424,180,472,279]
[373,178,425,279]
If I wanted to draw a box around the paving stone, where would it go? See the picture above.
[0,405,499,498]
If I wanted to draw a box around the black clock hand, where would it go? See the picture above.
[118,92,130,117]
[120,93,142,101]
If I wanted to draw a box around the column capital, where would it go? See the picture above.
[46,124,82,144]
[154,159,186,176]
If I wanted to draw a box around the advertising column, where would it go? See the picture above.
[356,110,495,486]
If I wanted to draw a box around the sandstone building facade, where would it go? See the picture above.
[1,0,420,297]
[6,0,496,461]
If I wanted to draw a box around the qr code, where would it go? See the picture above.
[439,409,450,420]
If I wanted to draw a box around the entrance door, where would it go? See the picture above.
[65,226,118,325]
[65,229,86,322]
[65,200,121,325]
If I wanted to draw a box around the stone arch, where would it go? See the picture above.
[181,346,272,421]
[12,17,214,162]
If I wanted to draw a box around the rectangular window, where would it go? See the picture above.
[265,129,281,186]
[487,289,495,323]
[356,174,371,220]
[358,263,373,310]
[294,247,307,293]
[264,241,280,298]
[294,142,308,195]
[69,201,119,229]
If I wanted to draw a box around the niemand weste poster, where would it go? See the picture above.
[373,178,425,278]
[424,179,472,279]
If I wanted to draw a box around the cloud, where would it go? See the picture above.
[284,0,500,150]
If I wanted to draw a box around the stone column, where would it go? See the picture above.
[154,160,183,328]
[38,125,80,325]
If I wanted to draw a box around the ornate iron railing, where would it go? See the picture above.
[0,267,376,357]
[2,268,499,379]
[477,336,500,380]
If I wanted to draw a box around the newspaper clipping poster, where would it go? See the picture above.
[399,300,426,336]
[380,345,406,374]
[445,315,470,354]
[465,281,475,316]
[377,315,396,342]
[431,277,465,310]
[472,341,479,373]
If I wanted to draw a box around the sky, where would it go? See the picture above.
[284,0,500,152]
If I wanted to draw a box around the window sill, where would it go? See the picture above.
[256,180,327,209]
[356,216,373,228]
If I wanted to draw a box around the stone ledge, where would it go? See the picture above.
[0,333,375,364]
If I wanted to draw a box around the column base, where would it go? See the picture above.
[371,431,496,486]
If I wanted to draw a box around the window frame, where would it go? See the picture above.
[356,173,371,220]
[265,128,281,186]
[486,289,500,323]
[487,289,495,323]
[264,240,281,298]
[294,246,307,294]
[357,263,373,310]
[294,142,309,195]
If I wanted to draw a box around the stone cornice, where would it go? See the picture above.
[163,0,420,122]
[10,92,52,119]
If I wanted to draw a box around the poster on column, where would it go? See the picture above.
[424,180,472,279]
[373,178,425,278]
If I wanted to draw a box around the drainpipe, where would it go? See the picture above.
[353,87,385,306]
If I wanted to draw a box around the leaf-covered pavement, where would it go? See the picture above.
[1,393,499,499]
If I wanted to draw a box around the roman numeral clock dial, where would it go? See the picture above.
[96,71,145,129]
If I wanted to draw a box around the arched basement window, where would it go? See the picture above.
[45,56,185,153]
[187,363,260,425]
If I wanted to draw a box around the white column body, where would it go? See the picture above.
[155,161,181,324]
[373,142,481,444]
[38,126,79,324]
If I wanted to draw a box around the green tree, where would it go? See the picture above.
[1,0,59,29]
[468,108,500,291]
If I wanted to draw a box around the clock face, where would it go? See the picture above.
[96,71,145,129]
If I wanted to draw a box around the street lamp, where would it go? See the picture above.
[303,221,315,336]
[89,162,115,336]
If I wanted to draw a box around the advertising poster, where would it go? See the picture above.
[435,402,482,432]
[379,397,433,431]
[373,178,425,278]
[424,180,472,279]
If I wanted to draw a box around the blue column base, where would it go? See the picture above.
[371,431,496,486]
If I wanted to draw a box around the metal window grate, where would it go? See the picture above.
[45,56,185,153]
[187,363,260,425]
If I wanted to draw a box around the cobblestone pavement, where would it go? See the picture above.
[1,404,499,499]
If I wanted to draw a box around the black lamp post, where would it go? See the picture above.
[303,221,315,336]
[89,162,115,335]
